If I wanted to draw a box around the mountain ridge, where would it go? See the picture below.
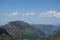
[0,21,45,40]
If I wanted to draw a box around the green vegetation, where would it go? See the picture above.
[21,33,40,40]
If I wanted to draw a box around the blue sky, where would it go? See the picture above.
[0,0,60,25]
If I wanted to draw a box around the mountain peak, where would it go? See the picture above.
[1,21,45,40]
[9,21,28,25]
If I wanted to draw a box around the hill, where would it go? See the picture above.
[46,30,60,40]
[0,21,45,40]
[32,24,60,37]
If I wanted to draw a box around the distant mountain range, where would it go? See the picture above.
[0,21,45,40]
[32,24,60,37]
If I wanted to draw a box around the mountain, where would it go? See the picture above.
[46,30,60,40]
[32,24,60,37]
[0,21,45,40]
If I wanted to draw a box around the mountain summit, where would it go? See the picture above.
[1,21,45,40]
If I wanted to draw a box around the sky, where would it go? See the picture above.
[0,0,60,25]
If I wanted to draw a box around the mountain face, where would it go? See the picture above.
[0,21,45,40]
[32,24,60,37]
[0,27,9,35]
[0,27,21,40]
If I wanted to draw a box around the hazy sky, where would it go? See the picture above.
[0,0,60,25]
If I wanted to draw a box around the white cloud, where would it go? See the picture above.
[8,12,18,17]
[40,10,60,18]
[23,12,35,16]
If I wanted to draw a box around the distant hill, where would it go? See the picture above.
[0,21,45,40]
[32,24,60,37]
